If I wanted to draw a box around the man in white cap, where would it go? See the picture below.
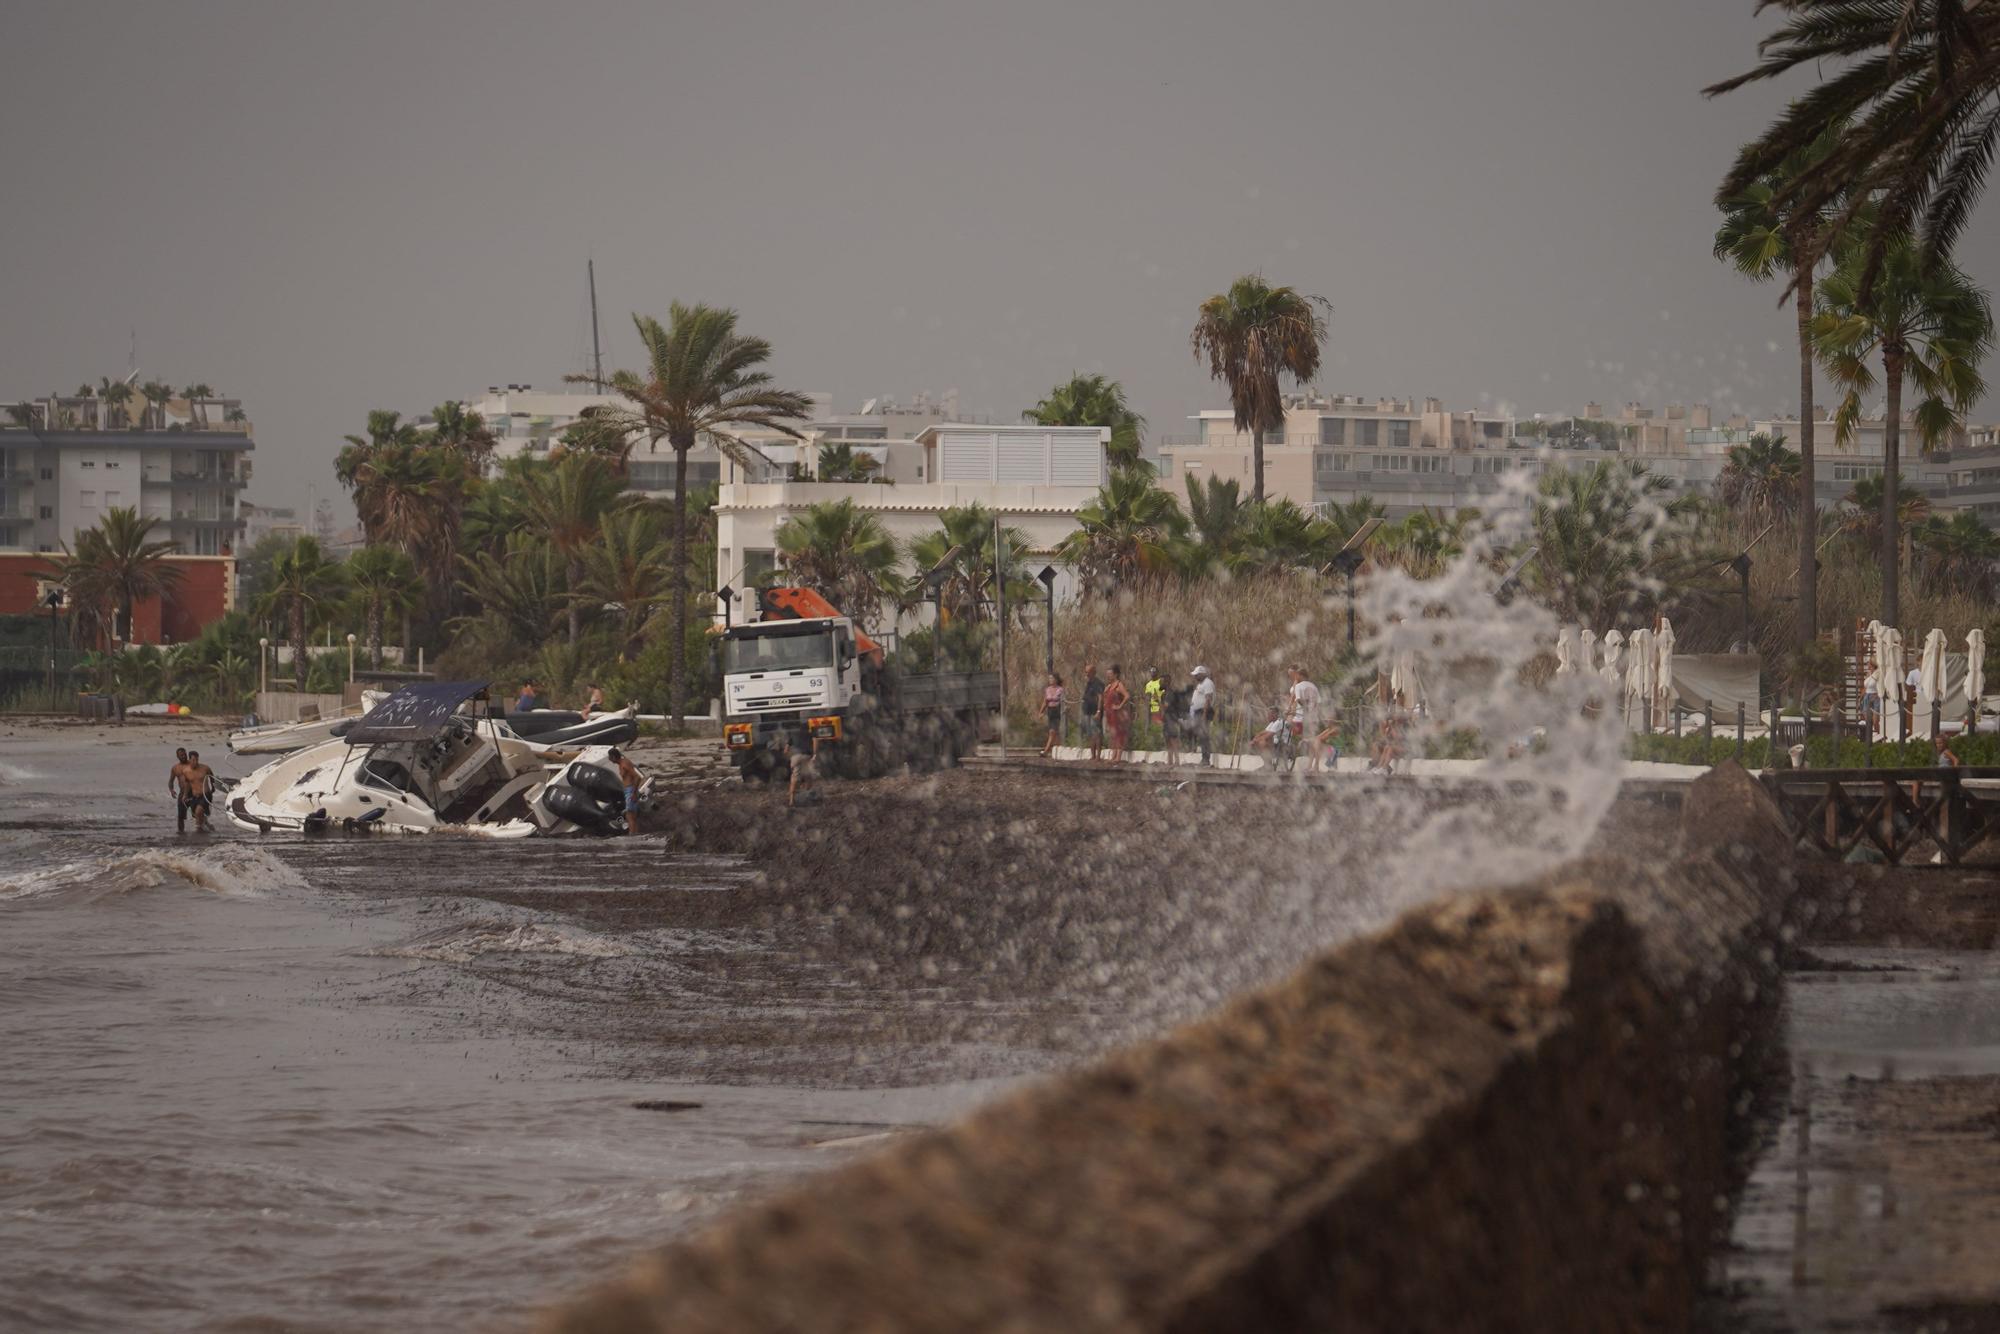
[1188,666,1216,767]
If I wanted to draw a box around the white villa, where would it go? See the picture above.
[714,422,1110,627]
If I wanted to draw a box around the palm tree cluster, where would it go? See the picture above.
[1710,1,2000,631]
[1023,373,1148,470]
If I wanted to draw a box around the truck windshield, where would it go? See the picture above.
[724,631,834,674]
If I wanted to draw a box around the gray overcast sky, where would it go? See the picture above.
[4,0,1996,517]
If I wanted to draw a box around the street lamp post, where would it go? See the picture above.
[1036,565,1057,675]
[259,637,269,695]
[44,588,64,705]
[1325,517,1383,652]
[346,633,357,684]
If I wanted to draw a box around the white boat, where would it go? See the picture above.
[228,691,388,755]
[225,681,651,837]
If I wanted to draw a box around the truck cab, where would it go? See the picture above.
[720,587,997,781]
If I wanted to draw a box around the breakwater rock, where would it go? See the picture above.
[545,763,1800,1333]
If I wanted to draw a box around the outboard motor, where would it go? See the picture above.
[539,761,624,833]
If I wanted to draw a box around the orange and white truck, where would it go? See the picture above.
[719,587,998,781]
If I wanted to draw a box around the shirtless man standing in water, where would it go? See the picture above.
[169,747,191,832]
[182,751,215,832]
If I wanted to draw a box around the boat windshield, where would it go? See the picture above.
[724,631,834,675]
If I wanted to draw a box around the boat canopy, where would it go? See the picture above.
[343,681,490,744]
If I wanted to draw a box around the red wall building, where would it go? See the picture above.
[0,553,236,645]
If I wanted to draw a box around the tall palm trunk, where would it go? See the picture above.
[367,599,384,670]
[1880,342,1905,628]
[566,555,583,645]
[292,601,308,686]
[1251,429,1265,506]
[668,432,692,726]
[1793,255,1817,645]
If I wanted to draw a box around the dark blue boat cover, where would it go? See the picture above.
[342,681,489,744]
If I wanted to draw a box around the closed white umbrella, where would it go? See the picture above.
[1655,618,1677,725]
[1390,648,1424,711]
[1917,628,1947,737]
[1556,625,1577,676]
[1600,629,1625,690]
[1968,628,1987,727]
[1880,629,1905,740]
[1626,627,1654,726]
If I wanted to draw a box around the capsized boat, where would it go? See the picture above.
[225,681,651,837]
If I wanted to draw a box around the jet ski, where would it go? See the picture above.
[503,705,640,748]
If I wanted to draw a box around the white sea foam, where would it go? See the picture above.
[375,922,634,964]
[0,844,307,902]
[1344,464,1671,906]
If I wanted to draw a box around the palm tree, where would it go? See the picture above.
[1813,233,1993,624]
[96,377,134,430]
[1316,497,1388,549]
[902,504,1032,625]
[1375,507,1482,580]
[774,499,900,631]
[1228,498,1339,577]
[180,383,214,428]
[1713,118,1848,643]
[814,441,883,483]
[1180,474,1250,576]
[139,381,172,430]
[1058,469,1189,594]
[336,410,426,543]
[516,453,627,645]
[1189,276,1330,503]
[1716,432,1803,522]
[428,400,498,462]
[1023,373,1147,470]
[345,545,424,668]
[254,537,347,676]
[1913,510,2000,598]
[1707,1,2000,290]
[454,534,568,652]
[1840,474,1932,546]
[39,507,182,645]
[1529,460,1697,630]
[577,508,674,660]
[209,649,251,702]
[569,307,813,722]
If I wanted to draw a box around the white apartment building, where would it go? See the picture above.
[714,423,1109,627]
[0,391,253,555]
[447,387,973,494]
[1159,394,1557,516]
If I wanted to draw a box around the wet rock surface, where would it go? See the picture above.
[538,764,1799,1333]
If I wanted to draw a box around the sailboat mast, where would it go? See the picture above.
[587,259,604,387]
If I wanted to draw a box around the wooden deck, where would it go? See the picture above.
[1759,767,2000,867]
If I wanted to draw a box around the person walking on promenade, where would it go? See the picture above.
[1102,664,1132,763]
[1144,668,1165,747]
[1163,675,1189,768]
[1287,666,1323,773]
[1187,666,1215,767]
[1040,673,1066,758]
[1080,663,1105,763]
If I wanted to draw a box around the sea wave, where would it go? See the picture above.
[374,922,634,964]
[0,845,307,902]
[0,759,44,787]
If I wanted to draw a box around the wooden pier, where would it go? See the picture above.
[1759,767,2000,867]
